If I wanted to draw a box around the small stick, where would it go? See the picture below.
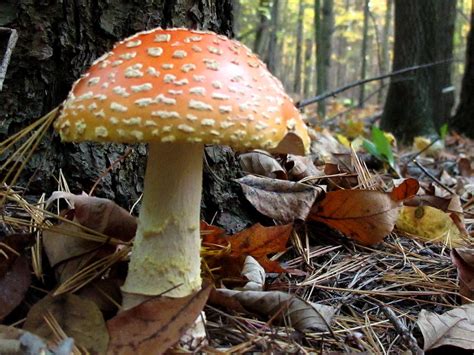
[412,159,457,196]
[297,58,455,109]
[380,305,423,355]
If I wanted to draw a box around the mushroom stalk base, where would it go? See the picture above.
[122,142,203,307]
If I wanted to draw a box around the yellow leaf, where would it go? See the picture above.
[336,134,351,148]
[396,206,466,247]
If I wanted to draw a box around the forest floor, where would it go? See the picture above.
[0,102,473,353]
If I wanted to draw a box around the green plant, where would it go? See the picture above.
[363,126,395,169]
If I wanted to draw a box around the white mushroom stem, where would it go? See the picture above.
[122,142,203,309]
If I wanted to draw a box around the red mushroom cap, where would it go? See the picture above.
[54,28,310,155]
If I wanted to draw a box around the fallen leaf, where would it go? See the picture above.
[458,157,473,177]
[42,222,114,283]
[107,284,211,354]
[308,189,400,245]
[42,222,100,269]
[76,278,122,313]
[237,175,323,223]
[0,233,33,276]
[285,155,322,181]
[204,223,292,273]
[451,248,474,302]
[390,178,419,202]
[238,150,287,179]
[396,206,466,247]
[47,192,137,241]
[0,256,31,321]
[417,304,474,351]
[23,294,108,354]
[405,194,462,215]
[310,128,349,164]
[208,288,248,314]
[241,256,265,291]
[200,221,226,241]
[216,289,335,332]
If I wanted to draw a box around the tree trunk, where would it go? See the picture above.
[378,0,393,104]
[293,0,305,95]
[358,0,370,108]
[304,37,314,98]
[233,0,241,35]
[253,0,271,55]
[0,0,255,233]
[380,0,456,144]
[266,0,281,74]
[451,9,474,137]
[314,0,333,119]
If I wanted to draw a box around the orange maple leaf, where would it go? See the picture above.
[201,222,292,273]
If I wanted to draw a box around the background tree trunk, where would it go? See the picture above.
[451,9,474,137]
[293,0,305,95]
[0,0,255,233]
[358,0,370,107]
[266,0,281,74]
[378,0,393,104]
[304,37,314,97]
[253,0,271,55]
[380,0,456,144]
[314,0,333,118]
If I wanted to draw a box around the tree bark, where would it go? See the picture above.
[253,0,271,55]
[304,37,314,98]
[0,0,255,233]
[293,0,305,95]
[266,0,281,74]
[452,9,474,137]
[358,0,370,108]
[377,0,393,104]
[381,0,456,144]
[314,0,333,119]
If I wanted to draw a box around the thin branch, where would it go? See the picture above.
[297,58,455,108]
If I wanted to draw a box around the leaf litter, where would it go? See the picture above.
[0,111,473,353]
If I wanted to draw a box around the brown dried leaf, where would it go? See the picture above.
[390,178,419,202]
[77,278,122,313]
[23,294,109,354]
[216,289,335,332]
[237,175,323,223]
[405,194,462,214]
[417,304,474,351]
[43,222,100,268]
[238,150,287,179]
[0,234,33,276]
[203,223,292,273]
[458,157,474,177]
[285,155,322,181]
[107,284,211,355]
[48,192,137,241]
[308,189,401,246]
[451,248,474,302]
[0,256,31,321]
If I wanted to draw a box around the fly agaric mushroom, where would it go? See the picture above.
[54,28,310,308]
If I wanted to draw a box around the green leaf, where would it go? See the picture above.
[371,126,395,168]
[439,123,448,140]
[362,138,382,161]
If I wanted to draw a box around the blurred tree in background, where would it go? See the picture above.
[235,0,472,143]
